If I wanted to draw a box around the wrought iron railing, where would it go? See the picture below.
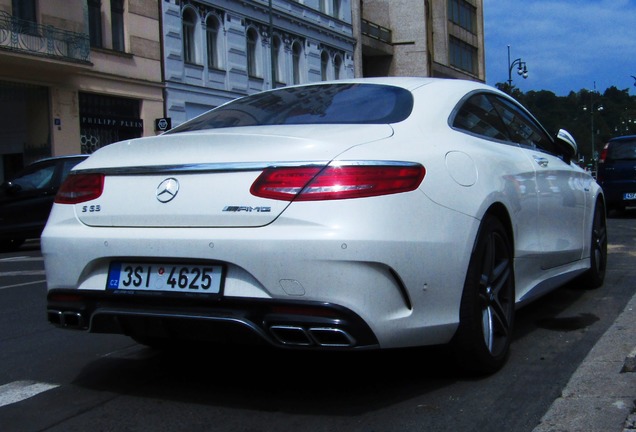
[0,11,90,63]
[361,19,392,44]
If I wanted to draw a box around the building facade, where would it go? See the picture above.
[353,0,485,82]
[0,0,163,182]
[161,0,356,127]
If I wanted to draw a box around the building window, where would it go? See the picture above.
[246,27,261,78]
[449,36,477,74]
[273,36,284,84]
[321,51,329,81]
[88,0,103,48]
[206,15,221,69]
[319,0,341,18]
[292,41,303,84]
[12,0,36,22]
[111,0,125,52]
[182,8,198,64]
[448,0,477,34]
[334,54,342,79]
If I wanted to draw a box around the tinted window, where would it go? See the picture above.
[607,139,636,161]
[168,84,414,132]
[452,94,510,140]
[10,162,56,191]
[490,97,556,154]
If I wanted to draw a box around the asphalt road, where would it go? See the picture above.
[1,212,635,432]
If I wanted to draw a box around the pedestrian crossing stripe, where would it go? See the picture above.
[0,381,59,408]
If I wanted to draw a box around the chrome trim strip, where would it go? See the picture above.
[76,160,422,176]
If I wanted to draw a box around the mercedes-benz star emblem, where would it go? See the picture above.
[156,178,179,203]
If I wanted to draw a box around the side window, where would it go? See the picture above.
[490,96,556,154]
[452,93,510,141]
[11,163,57,191]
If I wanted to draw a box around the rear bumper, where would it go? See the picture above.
[47,289,379,349]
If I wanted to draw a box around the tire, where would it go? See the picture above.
[452,215,515,375]
[579,202,607,289]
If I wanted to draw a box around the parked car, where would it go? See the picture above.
[0,155,88,251]
[597,135,636,213]
[42,78,607,374]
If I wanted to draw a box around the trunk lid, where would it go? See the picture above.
[75,125,393,228]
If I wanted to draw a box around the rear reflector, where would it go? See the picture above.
[55,173,104,204]
[251,164,425,201]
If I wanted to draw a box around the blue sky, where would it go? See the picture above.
[483,0,636,96]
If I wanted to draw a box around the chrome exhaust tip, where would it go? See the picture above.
[308,327,356,347]
[269,325,313,346]
[47,310,85,329]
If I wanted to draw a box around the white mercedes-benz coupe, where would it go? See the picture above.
[43,78,607,374]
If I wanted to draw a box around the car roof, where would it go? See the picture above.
[608,135,636,143]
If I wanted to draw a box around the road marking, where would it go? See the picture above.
[0,256,44,262]
[0,280,46,290]
[0,381,59,408]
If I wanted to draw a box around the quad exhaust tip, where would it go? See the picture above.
[269,325,356,347]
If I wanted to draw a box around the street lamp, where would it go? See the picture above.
[583,99,604,172]
[507,45,528,87]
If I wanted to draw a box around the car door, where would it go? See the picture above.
[491,96,587,269]
[0,159,63,237]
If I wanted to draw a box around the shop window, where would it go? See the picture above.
[79,93,142,153]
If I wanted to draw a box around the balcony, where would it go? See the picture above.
[0,11,90,64]
[361,19,392,44]
[360,18,393,57]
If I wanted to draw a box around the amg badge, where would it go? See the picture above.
[223,206,271,213]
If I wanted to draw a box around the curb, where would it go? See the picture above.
[532,291,636,432]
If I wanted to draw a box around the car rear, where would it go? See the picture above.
[597,135,636,212]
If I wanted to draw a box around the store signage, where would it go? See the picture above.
[155,117,172,132]
[81,115,144,130]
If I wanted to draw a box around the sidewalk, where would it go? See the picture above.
[532,290,636,432]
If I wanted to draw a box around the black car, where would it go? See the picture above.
[597,135,636,213]
[0,155,88,251]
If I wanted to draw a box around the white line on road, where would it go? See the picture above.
[0,279,46,290]
[0,256,44,262]
[0,381,59,408]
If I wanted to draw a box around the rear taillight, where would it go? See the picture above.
[55,173,104,204]
[250,164,425,201]
[598,143,609,164]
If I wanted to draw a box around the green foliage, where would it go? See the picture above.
[497,83,636,164]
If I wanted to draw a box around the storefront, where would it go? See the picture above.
[79,92,144,154]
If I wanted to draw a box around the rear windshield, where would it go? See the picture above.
[608,139,636,161]
[168,83,414,133]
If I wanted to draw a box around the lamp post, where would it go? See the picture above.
[507,45,528,87]
[583,93,604,173]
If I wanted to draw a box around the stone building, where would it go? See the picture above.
[161,0,355,127]
[354,0,485,81]
[0,0,163,181]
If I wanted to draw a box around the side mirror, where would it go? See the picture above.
[556,129,577,162]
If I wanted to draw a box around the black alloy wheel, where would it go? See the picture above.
[580,202,608,289]
[452,215,515,375]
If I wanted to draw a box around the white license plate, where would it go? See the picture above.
[107,262,223,294]
[624,193,636,200]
